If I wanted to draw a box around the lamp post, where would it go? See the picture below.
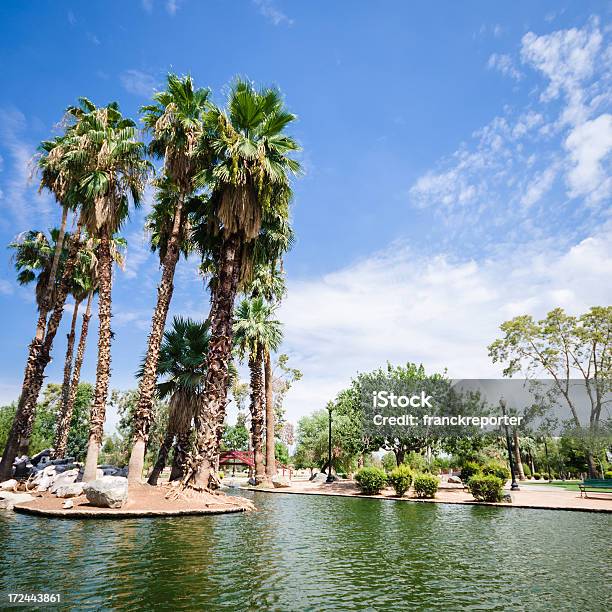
[500,398,519,491]
[326,402,334,483]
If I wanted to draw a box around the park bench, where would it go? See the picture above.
[578,479,612,498]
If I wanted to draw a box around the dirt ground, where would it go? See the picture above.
[13,483,254,518]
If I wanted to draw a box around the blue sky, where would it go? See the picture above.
[0,1,611,429]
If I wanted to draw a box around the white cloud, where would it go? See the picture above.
[564,113,612,203]
[123,229,154,280]
[409,18,611,244]
[119,69,158,97]
[253,0,293,26]
[278,230,612,422]
[166,0,180,16]
[487,53,522,81]
[521,163,558,206]
[142,0,153,13]
[0,279,13,295]
[0,108,54,229]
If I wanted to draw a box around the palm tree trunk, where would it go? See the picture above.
[512,429,526,480]
[170,431,190,482]
[249,349,266,484]
[0,221,79,480]
[147,430,175,486]
[264,350,276,478]
[53,291,93,459]
[83,232,113,482]
[186,233,241,491]
[128,198,184,484]
[52,298,81,457]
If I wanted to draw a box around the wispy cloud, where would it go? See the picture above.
[279,228,612,421]
[409,18,611,251]
[487,53,522,81]
[0,108,54,230]
[119,69,159,97]
[67,11,76,26]
[253,0,294,26]
[166,0,180,16]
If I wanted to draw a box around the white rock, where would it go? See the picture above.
[83,476,128,509]
[447,475,462,484]
[49,468,79,494]
[0,479,17,491]
[55,482,84,498]
[0,491,34,510]
[62,499,74,509]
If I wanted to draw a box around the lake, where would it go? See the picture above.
[1,491,610,610]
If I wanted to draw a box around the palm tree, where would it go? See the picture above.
[128,75,211,483]
[186,80,300,490]
[250,263,287,479]
[75,101,149,481]
[0,121,87,479]
[233,297,282,485]
[54,235,126,459]
[144,317,211,486]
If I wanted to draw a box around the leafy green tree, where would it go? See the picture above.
[489,306,612,477]
[381,452,397,472]
[274,440,289,466]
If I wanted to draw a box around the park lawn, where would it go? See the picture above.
[522,480,582,492]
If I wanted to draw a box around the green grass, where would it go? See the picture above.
[521,480,581,491]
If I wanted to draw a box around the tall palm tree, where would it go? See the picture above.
[186,80,300,490]
[233,297,282,485]
[75,101,149,481]
[250,263,287,479]
[0,120,87,479]
[144,317,211,486]
[127,78,211,483]
[53,235,126,459]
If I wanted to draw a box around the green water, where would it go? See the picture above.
[0,491,610,611]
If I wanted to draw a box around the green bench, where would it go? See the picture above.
[578,479,612,498]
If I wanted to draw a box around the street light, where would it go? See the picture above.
[500,398,519,491]
[326,402,334,483]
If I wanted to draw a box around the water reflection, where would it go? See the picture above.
[0,492,610,611]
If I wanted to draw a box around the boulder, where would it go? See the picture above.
[30,448,52,466]
[49,468,79,494]
[83,476,128,508]
[13,456,33,479]
[0,479,17,491]
[62,499,74,509]
[55,482,84,498]
[271,476,291,488]
[311,472,331,483]
[0,491,34,510]
[447,475,462,484]
[502,493,513,503]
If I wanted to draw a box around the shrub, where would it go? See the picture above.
[413,473,439,498]
[388,466,413,496]
[355,467,387,495]
[605,471,612,480]
[541,472,550,480]
[482,461,511,482]
[459,461,481,482]
[467,474,504,502]
[522,464,531,478]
